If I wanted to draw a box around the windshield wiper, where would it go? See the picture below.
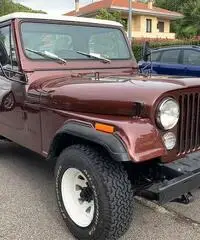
[76,51,111,63]
[25,48,67,64]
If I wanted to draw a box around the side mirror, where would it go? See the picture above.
[0,40,9,66]
[142,41,151,62]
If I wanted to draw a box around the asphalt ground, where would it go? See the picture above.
[1,142,200,240]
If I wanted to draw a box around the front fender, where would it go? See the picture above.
[48,121,130,162]
[116,118,166,162]
[48,119,165,163]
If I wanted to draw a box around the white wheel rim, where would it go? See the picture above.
[61,168,95,227]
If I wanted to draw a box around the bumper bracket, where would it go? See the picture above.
[139,153,200,204]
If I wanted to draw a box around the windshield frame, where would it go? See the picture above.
[19,19,133,63]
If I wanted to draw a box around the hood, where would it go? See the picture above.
[29,74,200,116]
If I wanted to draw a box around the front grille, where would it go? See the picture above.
[177,93,200,154]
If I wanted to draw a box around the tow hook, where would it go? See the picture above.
[173,192,193,205]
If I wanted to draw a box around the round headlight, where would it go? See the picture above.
[156,98,179,130]
[163,132,176,150]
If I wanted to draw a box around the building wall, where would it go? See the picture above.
[163,19,170,33]
[131,15,175,39]
[81,11,176,39]
[132,15,141,31]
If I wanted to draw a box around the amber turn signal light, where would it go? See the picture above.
[95,123,114,133]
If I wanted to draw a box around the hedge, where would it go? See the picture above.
[132,39,200,62]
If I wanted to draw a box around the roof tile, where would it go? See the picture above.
[66,0,182,18]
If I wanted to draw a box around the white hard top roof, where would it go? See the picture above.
[0,12,122,27]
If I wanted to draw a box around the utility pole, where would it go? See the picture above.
[128,0,132,44]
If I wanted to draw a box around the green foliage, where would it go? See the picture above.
[96,9,127,29]
[176,0,200,38]
[0,0,46,16]
[132,39,200,61]
[154,0,187,12]
[155,0,200,39]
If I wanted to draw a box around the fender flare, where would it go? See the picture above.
[48,121,130,162]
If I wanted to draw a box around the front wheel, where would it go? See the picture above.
[55,145,134,240]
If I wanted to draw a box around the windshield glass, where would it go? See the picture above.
[21,22,131,61]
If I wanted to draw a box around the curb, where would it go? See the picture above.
[135,196,200,227]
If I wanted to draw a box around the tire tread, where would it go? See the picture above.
[58,144,134,240]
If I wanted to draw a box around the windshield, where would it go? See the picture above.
[21,22,131,61]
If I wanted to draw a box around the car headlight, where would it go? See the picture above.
[156,98,179,130]
[163,132,176,150]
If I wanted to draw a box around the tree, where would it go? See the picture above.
[154,0,188,12]
[155,0,200,39]
[96,9,127,29]
[176,0,200,38]
[0,0,46,17]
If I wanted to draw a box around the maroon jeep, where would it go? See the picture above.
[0,12,200,240]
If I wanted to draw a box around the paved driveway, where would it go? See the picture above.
[1,142,200,240]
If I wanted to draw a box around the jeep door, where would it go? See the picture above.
[0,23,27,145]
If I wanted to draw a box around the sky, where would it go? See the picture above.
[13,0,94,14]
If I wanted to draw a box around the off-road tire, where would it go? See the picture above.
[55,144,134,240]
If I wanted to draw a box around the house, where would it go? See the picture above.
[65,0,183,39]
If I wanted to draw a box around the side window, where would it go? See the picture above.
[160,50,181,64]
[0,25,18,69]
[148,51,161,62]
[146,19,152,33]
[157,21,164,33]
[183,49,200,66]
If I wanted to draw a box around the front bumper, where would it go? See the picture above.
[141,152,200,204]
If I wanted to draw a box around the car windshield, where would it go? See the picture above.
[21,22,131,61]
